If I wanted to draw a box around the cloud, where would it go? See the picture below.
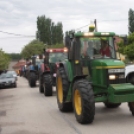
[0,0,133,53]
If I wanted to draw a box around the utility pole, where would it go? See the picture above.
[94,19,98,32]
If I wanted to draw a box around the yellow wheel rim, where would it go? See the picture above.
[57,76,63,103]
[74,89,82,115]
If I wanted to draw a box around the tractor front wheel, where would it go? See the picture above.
[104,103,121,108]
[73,79,95,124]
[29,72,36,87]
[43,74,52,96]
[56,67,73,112]
[128,102,134,116]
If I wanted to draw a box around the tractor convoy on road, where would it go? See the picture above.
[19,23,134,125]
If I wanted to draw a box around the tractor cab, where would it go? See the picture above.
[44,48,68,73]
[31,55,44,69]
[45,48,68,63]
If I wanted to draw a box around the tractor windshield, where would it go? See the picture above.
[80,37,116,59]
[36,59,43,65]
[49,52,67,63]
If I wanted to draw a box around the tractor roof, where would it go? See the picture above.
[46,48,68,53]
[74,32,115,37]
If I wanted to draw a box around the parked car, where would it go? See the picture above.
[125,64,134,84]
[6,70,18,81]
[0,73,17,89]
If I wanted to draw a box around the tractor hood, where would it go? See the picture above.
[92,59,125,69]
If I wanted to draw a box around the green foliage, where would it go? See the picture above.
[21,39,45,59]
[128,33,134,44]
[129,8,134,34]
[0,49,10,70]
[8,53,22,61]
[36,15,63,45]
[117,41,125,54]
[124,43,134,60]
[118,33,134,60]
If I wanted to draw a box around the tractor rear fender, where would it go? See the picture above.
[72,75,88,84]
[29,70,37,77]
[38,71,51,84]
[58,63,88,83]
[29,70,36,73]
[42,71,51,76]
[59,63,70,81]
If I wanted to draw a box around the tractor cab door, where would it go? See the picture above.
[69,38,83,76]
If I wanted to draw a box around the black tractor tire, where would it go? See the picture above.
[56,67,73,112]
[29,72,36,87]
[39,77,44,93]
[128,74,134,85]
[73,79,95,124]
[104,103,121,108]
[43,74,52,96]
[128,102,134,116]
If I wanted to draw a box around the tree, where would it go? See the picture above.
[56,22,63,44]
[37,15,46,43]
[21,40,45,59]
[0,49,10,70]
[118,33,134,61]
[36,15,63,45]
[128,8,134,34]
[8,53,22,61]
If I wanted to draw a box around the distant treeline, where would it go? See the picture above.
[8,53,22,61]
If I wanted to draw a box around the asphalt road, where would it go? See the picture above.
[0,77,134,134]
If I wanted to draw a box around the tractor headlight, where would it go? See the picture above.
[109,75,116,80]
[108,69,125,73]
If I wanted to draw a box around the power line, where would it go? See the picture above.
[0,30,35,37]
[0,18,128,38]
[0,36,35,39]
[75,18,128,31]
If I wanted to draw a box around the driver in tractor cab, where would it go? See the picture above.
[100,40,111,57]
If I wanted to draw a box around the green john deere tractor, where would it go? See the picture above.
[56,29,134,124]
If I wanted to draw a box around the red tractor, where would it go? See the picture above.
[39,48,68,96]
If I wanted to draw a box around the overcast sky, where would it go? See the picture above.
[0,0,133,53]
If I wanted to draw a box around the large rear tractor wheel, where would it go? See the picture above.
[128,102,134,116]
[104,103,121,108]
[73,79,95,124]
[29,72,36,87]
[39,77,44,93]
[43,74,52,96]
[56,67,73,112]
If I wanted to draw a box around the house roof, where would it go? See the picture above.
[12,60,26,69]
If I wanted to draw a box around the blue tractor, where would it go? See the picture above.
[27,55,43,87]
